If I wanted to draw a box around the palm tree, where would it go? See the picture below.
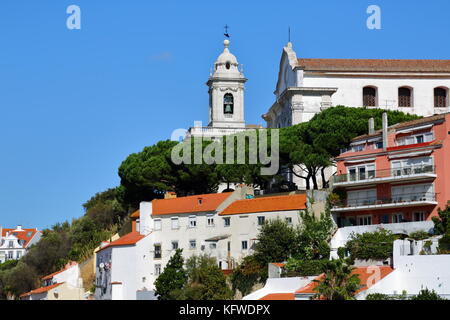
[312,258,361,300]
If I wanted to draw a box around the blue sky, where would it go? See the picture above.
[0,0,449,229]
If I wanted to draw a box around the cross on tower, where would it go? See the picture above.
[224,24,230,38]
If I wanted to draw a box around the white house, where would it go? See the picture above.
[94,187,309,300]
[0,226,41,263]
[20,261,85,300]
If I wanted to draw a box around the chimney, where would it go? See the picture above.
[382,112,388,151]
[139,201,153,236]
[368,118,375,135]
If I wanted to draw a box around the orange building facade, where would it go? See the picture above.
[331,113,450,227]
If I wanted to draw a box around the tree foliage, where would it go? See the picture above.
[345,229,396,261]
[154,249,187,300]
[175,255,233,300]
[312,258,361,300]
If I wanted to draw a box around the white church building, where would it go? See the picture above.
[263,42,450,128]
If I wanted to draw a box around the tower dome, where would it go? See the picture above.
[213,39,242,77]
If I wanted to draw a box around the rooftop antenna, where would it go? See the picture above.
[288,26,291,43]
[224,24,230,38]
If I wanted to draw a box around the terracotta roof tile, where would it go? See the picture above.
[220,194,307,216]
[130,209,140,219]
[98,231,146,252]
[295,266,394,295]
[297,58,450,73]
[20,282,64,297]
[260,293,295,300]
[153,193,232,216]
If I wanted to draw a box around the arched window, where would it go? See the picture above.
[398,87,412,107]
[363,87,377,107]
[434,87,448,108]
[224,93,234,114]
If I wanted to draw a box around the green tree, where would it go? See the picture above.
[154,249,187,300]
[313,258,360,300]
[345,229,396,261]
[293,210,334,260]
[253,219,297,269]
[432,206,450,235]
[176,255,233,300]
[230,255,265,296]
[410,288,445,300]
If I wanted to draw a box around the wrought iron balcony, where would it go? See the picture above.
[331,192,438,212]
[333,165,436,186]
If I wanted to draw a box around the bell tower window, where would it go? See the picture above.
[224,93,234,114]
[226,62,231,70]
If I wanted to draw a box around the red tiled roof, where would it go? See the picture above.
[153,193,232,216]
[260,293,295,300]
[297,58,450,73]
[271,263,285,268]
[220,194,307,216]
[20,282,64,297]
[98,231,146,251]
[295,266,394,296]
[130,209,140,219]
[2,228,39,248]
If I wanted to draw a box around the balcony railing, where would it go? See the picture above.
[332,192,437,210]
[333,165,435,184]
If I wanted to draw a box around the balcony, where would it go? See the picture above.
[332,165,436,187]
[331,192,438,212]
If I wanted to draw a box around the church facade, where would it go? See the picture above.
[263,42,450,128]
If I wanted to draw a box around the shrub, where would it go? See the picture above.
[230,255,265,297]
[410,288,445,300]
[409,230,430,241]
[438,234,450,252]
[345,229,396,261]
[283,259,327,277]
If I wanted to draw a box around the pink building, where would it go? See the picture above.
[331,112,450,227]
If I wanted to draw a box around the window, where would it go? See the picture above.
[7,251,13,260]
[348,164,375,181]
[392,213,404,224]
[171,217,179,230]
[209,243,217,250]
[8,241,13,248]
[154,219,162,231]
[434,87,447,108]
[16,251,21,259]
[397,132,433,146]
[347,189,377,207]
[363,87,377,107]
[391,157,433,176]
[227,241,231,252]
[189,216,197,228]
[285,217,293,225]
[357,215,372,226]
[398,87,412,107]
[257,216,265,226]
[241,240,248,250]
[154,264,161,276]
[375,141,384,149]
[392,183,434,202]
[224,93,234,114]
[171,241,179,250]
[223,217,231,227]
[189,240,197,250]
[154,244,161,259]
[207,215,215,227]
[414,211,426,222]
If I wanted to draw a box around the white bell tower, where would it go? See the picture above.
[207,39,246,128]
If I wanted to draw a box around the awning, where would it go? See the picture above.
[388,150,432,159]
[204,235,231,242]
